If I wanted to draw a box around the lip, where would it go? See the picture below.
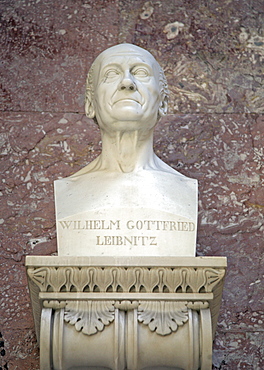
[113,98,142,105]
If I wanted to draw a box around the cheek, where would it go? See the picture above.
[95,88,107,106]
[143,83,160,96]
[98,85,115,101]
[146,89,161,108]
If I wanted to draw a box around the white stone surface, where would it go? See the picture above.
[55,171,197,256]
[55,44,198,257]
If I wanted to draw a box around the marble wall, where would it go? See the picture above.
[0,0,263,368]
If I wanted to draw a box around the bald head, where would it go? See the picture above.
[85,44,169,123]
[93,44,160,82]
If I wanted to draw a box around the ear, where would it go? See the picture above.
[158,97,168,117]
[85,91,96,118]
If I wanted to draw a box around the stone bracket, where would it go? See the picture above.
[26,256,226,370]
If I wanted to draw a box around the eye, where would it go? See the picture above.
[104,69,120,81]
[132,68,149,78]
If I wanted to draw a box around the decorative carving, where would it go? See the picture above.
[138,301,189,335]
[187,301,209,310]
[114,300,139,311]
[27,266,225,294]
[163,268,183,292]
[26,256,226,369]
[41,299,211,335]
[64,300,115,335]
[184,268,224,293]
[43,300,66,309]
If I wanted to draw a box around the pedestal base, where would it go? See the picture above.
[26,256,226,370]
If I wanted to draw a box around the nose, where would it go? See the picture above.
[118,72,136,91]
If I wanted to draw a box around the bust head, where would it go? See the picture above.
[85,44,169,133]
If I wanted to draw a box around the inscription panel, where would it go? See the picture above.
[57,208,197,256]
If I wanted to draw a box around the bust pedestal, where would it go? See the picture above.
[26,255,226,370]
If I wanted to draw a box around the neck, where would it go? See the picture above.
[99,128,156,173]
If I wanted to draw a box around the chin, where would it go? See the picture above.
[112,108,144,121]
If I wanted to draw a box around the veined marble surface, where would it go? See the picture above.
[1,0,263,368]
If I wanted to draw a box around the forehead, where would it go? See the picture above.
[94,46,159,73]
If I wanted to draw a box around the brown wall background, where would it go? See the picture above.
[0,0,263,369]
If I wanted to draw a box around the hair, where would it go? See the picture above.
[85,49,169,123]
[157,65,169,117]
[85,62,96,120]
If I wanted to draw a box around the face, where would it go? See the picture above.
[91,45,163,133]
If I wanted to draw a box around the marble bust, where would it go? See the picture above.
[55,43,198,256]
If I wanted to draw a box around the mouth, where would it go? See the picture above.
[112,98,143,108]
[114,98,141,104]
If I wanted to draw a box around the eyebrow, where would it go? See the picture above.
[100,61,153,75]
